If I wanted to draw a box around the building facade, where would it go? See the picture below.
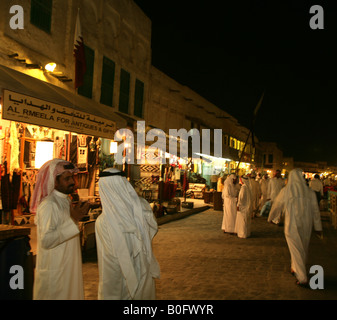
[258,142,284,176]
[145,67,258,189]
[0,0,150,123]
[0,0,259,217]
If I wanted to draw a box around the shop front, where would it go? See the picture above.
[133,146,183,203]
[0,65,126,225]
[132,144,255,207]
[133,146,237,206]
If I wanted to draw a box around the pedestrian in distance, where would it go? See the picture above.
[249,172,261,218]
[221,173,239,234]
[217,175,225,193]
[267,169,285,204]
[259,173,270,210]
[235,175,252,238]
[267,169,285,224]
[309,174,324,206]
[95,168,160,300]
[267,168,323,287]
[30,159,90,300]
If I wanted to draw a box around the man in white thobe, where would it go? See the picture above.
[235,176,252,238]
[268,168,323,286]
[30,159,90,300]
[267,170,285,203]
[309,174,324,205]
[95,168,160,300]
[221,174,239,234]
[259,174,270,210]
[267,170,285,223]
[249,173,261,217]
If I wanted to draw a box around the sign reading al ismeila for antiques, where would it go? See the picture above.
[2,89,116,139]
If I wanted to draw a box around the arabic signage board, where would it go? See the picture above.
[2,90,116,139]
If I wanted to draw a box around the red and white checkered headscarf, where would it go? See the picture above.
[30,159,79,214]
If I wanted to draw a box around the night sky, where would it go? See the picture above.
[133,0,337,166]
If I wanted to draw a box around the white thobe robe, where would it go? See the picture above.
[221,175,238,233]
[267,177,284,202]
[235,183,252,238]
[33,190,84,300]
[259,178,270,209]
[249,178,261,213]
[96,196,160,300]
[268,169,323,284]
[309,179,324,197]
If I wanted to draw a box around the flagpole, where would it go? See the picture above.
[235,91,265,176]
[73,7,86,91]
[74,7,80,95]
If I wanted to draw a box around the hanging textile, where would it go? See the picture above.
[9,122,19,173]
[1,162,11,211]
[1,166,21,211]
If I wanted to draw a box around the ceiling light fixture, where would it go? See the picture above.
[45,62,57,72]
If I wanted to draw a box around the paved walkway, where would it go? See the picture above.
[82,208,337,300]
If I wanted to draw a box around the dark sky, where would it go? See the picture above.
[134,0,337,165]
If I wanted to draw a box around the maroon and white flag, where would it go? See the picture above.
[73,10,86,89]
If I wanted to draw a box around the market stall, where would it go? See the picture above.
[0,66,127,225]
[0,118,105,225]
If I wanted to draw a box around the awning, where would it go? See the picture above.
[0,64,127,137]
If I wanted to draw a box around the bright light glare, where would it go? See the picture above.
[110,141,118,154]
[35,141,54,169]
[45,62,57,72]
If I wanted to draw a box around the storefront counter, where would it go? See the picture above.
[203,191,213,203]
[0,225,34,300]
[203,191,222,210]
[0,224,31,240]
[213,192,223,211]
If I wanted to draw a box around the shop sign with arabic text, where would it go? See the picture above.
[2,90,115,139]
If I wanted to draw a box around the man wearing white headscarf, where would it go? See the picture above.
[249,172,261,217]
[30,159,90,300]
[268,168,323,286]
[95,168,160,300]
[221,174,239,234]
[235,176,252,238]
[259,174,270,210]
[267,169,284,204]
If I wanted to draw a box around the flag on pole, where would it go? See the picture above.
[253,91,265,121]
[236,91,265,173]
[251,91,265,148]
[73,9,86,89]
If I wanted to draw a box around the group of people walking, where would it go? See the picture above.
[29,158,324,300]
[221,171,278,238]
[221,168,323,287]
